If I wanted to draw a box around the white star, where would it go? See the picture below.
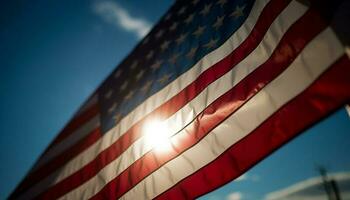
[120,81,129,91]
[184,13,195,25]
[130,61,138,70]
[161,40,171,51]
[104,89,113,99]
[136,69,145,80]
[230,5,246,19]
[168,53,181,65]
[142,37,149,45]
[113,113,122,124]
[192,0,200,5]
[164,13,172,21]
[151,60,163,71]
[200,4,212,16]
[155,29,164,39]
[169,22,178,31]
[158,73,172,85]
[176,33,188,45]
[203,38,219,49]
[216,0,227,8]
[114,69,122,78]
[108,102,117,114]
[124,91,134,100]
[146,50,154,60]
[186,47,198,60]
[141,80,153,93]
[177,6,187,16]
[192,25,206,38]
[212,15,225,30]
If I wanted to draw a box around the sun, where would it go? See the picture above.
[143,119,172,152]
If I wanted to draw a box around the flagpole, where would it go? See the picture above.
[317,166,342,200]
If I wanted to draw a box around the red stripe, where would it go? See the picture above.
[32,0,290,198]
[14,128,102,195]
[89,9,326,200]
[10,103,100,197]
[37,128,102,181]
[34,1,290,199]
[155,55,350,200]
[49,103,99,147]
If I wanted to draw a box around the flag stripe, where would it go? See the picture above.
[38,128,102,182]
[18,128,102,197]
[49,103,99,147]
[89,7,326,199]
[12,104,100,196]
[47,1,307,199]
[14,115,100,194]
[119,27,345,200]
[36,115,100,169]
[73,95,98,118]
[15,0,278,198]
[155,55,350,200]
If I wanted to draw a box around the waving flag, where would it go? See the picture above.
[10,0,350,199]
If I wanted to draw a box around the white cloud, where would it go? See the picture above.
[206,195,222,200]
[235,173,260,182]
[93,1,151,39]
[227,192,243,200]
[250,174,260,182]
[265,172,350,200]
[235,174,247,182]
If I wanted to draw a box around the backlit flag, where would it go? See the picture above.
[10,0,350,199]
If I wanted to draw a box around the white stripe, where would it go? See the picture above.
[122,27,344,200]
[34,115,100,169]
[31,94,98,172]
[345,47,350,58]
[30,95,99,173]
[58,1,308,199]
[19,0,271,198]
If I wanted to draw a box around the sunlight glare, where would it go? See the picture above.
[144,119,172,152]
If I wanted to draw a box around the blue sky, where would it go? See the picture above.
[0,0,349,199]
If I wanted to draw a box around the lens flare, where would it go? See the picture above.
[143,119,172,152]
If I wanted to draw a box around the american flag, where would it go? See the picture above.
[10,0,350,199]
